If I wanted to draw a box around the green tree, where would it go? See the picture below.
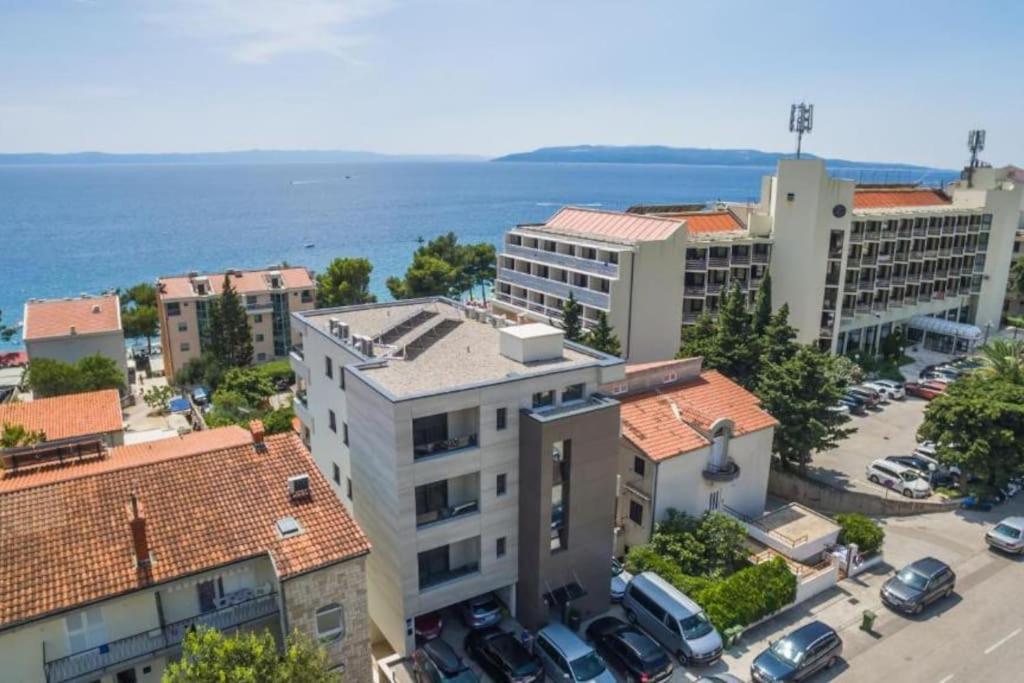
[677,312,717,360]
[648,510,749,578]
[462,242,497,301]
[918,374,1024,487]
[386,253,456,299]
[25,355,125,398]
[1010,259,1024,298]
[759,303,798,368]
[710,283,759,387]
[1,422,47,448]
[78,355,128,392]
[208,275,253,368]
[835,513,885,555]
[175,352,227,391]
[751,271,773,335]
[143,385,175,413]
[204,390,253,428]
[756,345,854,473]
[879,328,905,362]
[120,282,160,352]
[560,292,584,342]
[387,233,496,300]
[584,311,621,356]
[0,309,19,343]
[263,404,296,435]
[316,257,377,307]
[218,367,275,407]
[976,338,1024,384]
[162,626,339,683]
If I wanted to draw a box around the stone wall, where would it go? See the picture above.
[768,468,959,516]
[283,555,371,682]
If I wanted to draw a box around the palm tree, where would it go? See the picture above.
[978,338,1024,384]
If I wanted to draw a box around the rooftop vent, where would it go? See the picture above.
[91,304,101,314]
[276,516,302,538]
[287,474,311,500]
[69,325,77,335]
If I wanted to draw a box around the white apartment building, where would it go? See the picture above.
[23,294,129,385]
[289,298,625,655]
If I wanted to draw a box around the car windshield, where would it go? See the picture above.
[897,568,928,590]
[472,599,499,615]
[994,523,1023,539]
[769,637,804,666]
[900,471,920,482]
[569,652,607,681]
[680,612,714,640]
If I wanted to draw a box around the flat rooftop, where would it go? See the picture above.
[753,502,839,545]
[299,299,609,399]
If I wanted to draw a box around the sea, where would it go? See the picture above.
[0,160,956,347]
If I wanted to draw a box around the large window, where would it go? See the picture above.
[496,473,507,496]
[315,604,345,642]
[416,481,448,518]
[413,413,448,457]
[562,383,584,403]
[65,606,107,653]
[551,440,571,552]
[165,302,181,317]
[532,390,555,409]
[329,410,337,433]
[496,407,507,431]
[633,457,646,477]
[629,500,644,526]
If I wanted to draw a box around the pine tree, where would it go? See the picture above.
[678,312,717,361]
[210,275,253,368]
[561,292,583,342]
[760,303,799,368]
[585,311,622,356]
[752,271,773,335]
[712,282,759,387]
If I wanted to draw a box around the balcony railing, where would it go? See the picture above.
[45,594,278,683]
[417,499,480,528]
[414,433,478,460]
[503,244,619,278]
[849,232,864,243]
[895,251,909,262]
[682,311,703,324]
[686,258,708,270]
[856,303,871,314]
[913,226,927,237]
[294,390,308,409]
[707,256,730,268]
[928,226,942,236]
[684,285,707,296]
[828,249,843,260]
[843,282,857,293]
[890,297,904,308]
[702,459,741,482]
[289,344,304,361]
[498,270,609,310]
[420,562,480,592]
[706,282,726,294]
[752,252,771,264]
[731,253,751,265]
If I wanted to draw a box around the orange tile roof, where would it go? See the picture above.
[158,267,314,300]
[23,295,121,340]
[542,207,683,243]
[853,188,951,210]
[0,429,369,628]
[0,390,123,443]
[619,370,777,462]
[650,210,745,234]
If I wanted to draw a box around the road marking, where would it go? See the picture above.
[984,627,1021,655]
[937,675,954,683]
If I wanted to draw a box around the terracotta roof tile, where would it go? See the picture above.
[853,188,951,210]
[619,370,777,462]
[0,429,369,627]
[158,267,314,300]
[649,210,745,234]
[542,207,683,243]
[0,390,123,443]
[23,295,121,341]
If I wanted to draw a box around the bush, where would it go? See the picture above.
[648,510,749,578]
[696,557,797,631]
[256,359,294,385]
[835,513,885,555]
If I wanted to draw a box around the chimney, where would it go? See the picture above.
[250,419,266,444]
[91,304,101,314]
[69,325,77,335]
[127,493,151,568]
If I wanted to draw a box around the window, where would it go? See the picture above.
[255,333,264,342]
[180,342,190,352]
[65,606,107,653]
[633,457,646,477]
[177,322,187,332]
[610,382,627,395]
[496,537,507,558]
[328,410,337,432]
[332,463,340,485]
[165,302,181,317]
[256,352,267,361]
[246,295,258,306]
[347,477,352,500]
[339,371,345,390]
[562,383,584,403]
[496,407,507,431]
[343,423,349,446]
[325,356,334,378]
[663,371,677,384]
[496,473,507,496]
[254,314,263,323]
[532,390,555,409]
[315,604,345,641]
[551,440,570,552]
[629,500,644,526]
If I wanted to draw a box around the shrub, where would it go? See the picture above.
[696,557,797,631]
[648,510,749,578]
[835,513,885,555]
[256,359,294,385]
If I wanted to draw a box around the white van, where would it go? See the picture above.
[865,458,931,498]
[621,572,723,665]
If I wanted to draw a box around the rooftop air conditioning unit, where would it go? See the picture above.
[337,322,350,339]
[328,317,340,335]
[287,474,311,499]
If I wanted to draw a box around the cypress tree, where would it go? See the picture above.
[678,311,717,361]
[585,311,622,356]
[752,271,773,335]
[561,292,583,342]
[211,275,253,368]
[712,282,759,387]
[761,303,799,368]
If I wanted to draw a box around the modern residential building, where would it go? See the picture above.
[23,294,128,384]
[601,358,777,557]
[289,297,625,655]
[0,388,125,452]
[490,207,687,362]
[1000,167,1024,321]
[0,424,371,683]
[156,267,316,378]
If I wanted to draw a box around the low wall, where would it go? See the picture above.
[768,468,960,517]
[795,564,838,604]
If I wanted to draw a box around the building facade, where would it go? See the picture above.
[289,298,624,655]
[157,267,315,378]
[601,359,777,557]
[23,294,128,385]
[0,426,371,683]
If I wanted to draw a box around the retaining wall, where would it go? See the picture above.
[768,468,960,516]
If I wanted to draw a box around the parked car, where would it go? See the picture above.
[611,558,633,602]
[191,386,210,405]
[464,627,544,683]
[865,459,932,498]
[828,403,851,417]
[881,557,956,614]
[864,379,905,401]
[535,623,615,683]
[839,394,867,416]
[884,455,957,487]
[413,638,480,683]
[985,517,1024,554]
[622,572,723,665]
[847,386,881,408]
[750,621,842,682]
[948,356,983,371]
[585,616,673,683]
[920,372,954,385]
[904,381,946,400]
[415,612,444,641]
[459,594,503,630]
[857,383,889,404]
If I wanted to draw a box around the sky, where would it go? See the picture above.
[1,0,1021,168]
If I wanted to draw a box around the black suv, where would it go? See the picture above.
[464,627,543,683]
[585,616,673,683]
[885,455,956,487]
[751,621,842,682]
[413,638,479,683]
[881,557,956,615]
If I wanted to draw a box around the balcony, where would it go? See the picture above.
[44,594,278,683]
[752,251,771,264]
[828,249,843,260]
[498,270,609,310]
[819,326,834,338]
[861,253,878,265]
[731,253,751,265]
[895,251,909,262]
[684,284,707,296]
[843,282,857,293]
[913,226,927,237]
[928,225,942,236]
[682,311,703,324]
[822,299,837,312]
[890,297,904,308]
[707,256,731,268]
[877,254,893,264]
[873,300,887,311]
[703,459,741,482]
[849,232,864,244]
[918,291,932,302]
[875,279,890,289]
[907,272,921,283]
[416,472,480,529]
[413,408,479,460]
[503,244,619,278]
[686,258,708,270]
[289,344,304,361]
[952,245,965,255]
[923,249,938,258]
[858,280,874,291]
[418,537,481,592]
[841,307,856,319]
[939,247,952,257]
[706,282,726,294]
[856,303,871,314]
[846,255,861,267]
[494,292,563,321]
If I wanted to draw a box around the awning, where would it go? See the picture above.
[543,582,587,607]
[908,315,982,341]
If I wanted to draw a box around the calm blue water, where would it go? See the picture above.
[0,161,954,347]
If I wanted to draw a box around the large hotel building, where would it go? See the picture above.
[492,159,1024,361]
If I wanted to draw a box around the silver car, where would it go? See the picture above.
[865,380,905,401]
[986,517,1024,554]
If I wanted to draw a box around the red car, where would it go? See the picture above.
[904,381,946,400]
[414,612,443,641]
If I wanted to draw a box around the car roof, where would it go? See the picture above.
[422,638,463,673]
[631,572,701,617]
[538,623,593,659]
[785,621,836,649]
[908,557,949,576]
[617,627,661,657]
[997,516,1024,529]
[871,458,912,473]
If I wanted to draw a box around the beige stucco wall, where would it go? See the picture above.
[26,330,128,385]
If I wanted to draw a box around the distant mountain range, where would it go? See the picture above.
[493,145,944,170]
[0,150,484,165]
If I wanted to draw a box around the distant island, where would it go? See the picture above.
[493,145,944,171]
[0,149,484,166]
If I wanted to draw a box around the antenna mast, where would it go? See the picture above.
[789,102,814,159]
[966,129,986,187]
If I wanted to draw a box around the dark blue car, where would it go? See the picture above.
[751,621,842,682]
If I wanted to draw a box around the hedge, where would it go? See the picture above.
[835,513,885,555]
